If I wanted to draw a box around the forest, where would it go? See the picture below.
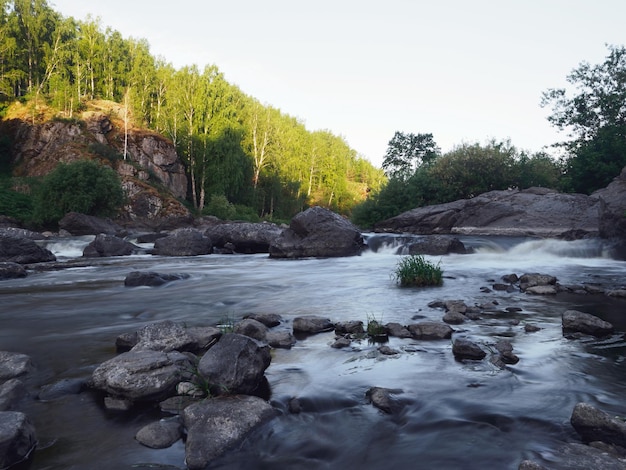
[0,0,385,224]
[1,1,625,230]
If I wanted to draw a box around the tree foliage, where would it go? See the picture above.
[542,44,626,193]
[0,0,384,221]
[32,159,124,225]
[352,138,563,228]
[382,131,440,180]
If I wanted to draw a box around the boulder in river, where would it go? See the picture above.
[204,222,282,253]
[0,235,55,264]
[0,262,26,280]
[407,235,468,255]
[90,350,193,403]
[292,315,334,335]
[407,321,454,340]
[82,234,140,257]
[269,206,364,258]
[571,402,626,448]
[183,395,278,470]
[59,211,124,236]
[452,338,486,360]
[562,310,614,338]
[152,228,212,256]
[0,352,34,380]
[197,333,271,396]
[0,411,37,469]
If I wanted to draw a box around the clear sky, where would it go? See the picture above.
[51,0,626,167]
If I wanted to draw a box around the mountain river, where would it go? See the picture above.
[1,234,625,469]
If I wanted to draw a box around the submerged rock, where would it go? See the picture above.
[124,271,189,287]
[183,395,278,470]
[366,387,404,414]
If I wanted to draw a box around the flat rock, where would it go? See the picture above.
[90,350,193,402]
[0,352,33,380]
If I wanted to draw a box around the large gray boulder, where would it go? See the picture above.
[0,235,55,264]
[58,212,124,236]
[152,228,212,256]
[82,234,140,257]
[204,222,283,253]
[292,315,334,335]
[0,411,36,469]
[269,206,364,258]
[90,350,193,402]
[562,310,614,338]
[571,402,626,448]
[197,334,271,396]
[375,187,600,238]
[183,395,277,470]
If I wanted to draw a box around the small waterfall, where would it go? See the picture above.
[38,235,95,258]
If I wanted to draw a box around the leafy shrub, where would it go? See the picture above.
[204,194,236,220]
[32,159,125,226]
[393,254,443,287]
[233,204,260,222]
[0,179,33,223]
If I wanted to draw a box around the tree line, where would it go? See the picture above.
[0,0,385,222]
[353,45,626,228]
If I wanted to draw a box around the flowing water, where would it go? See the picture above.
[1,235,625,469]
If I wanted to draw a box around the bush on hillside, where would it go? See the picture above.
[33,159,125,226]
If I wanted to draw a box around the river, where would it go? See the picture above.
[1,235,625,469]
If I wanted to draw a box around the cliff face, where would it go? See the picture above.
[1,101,191,227]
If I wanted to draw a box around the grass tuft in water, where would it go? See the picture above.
[393,254,443,287]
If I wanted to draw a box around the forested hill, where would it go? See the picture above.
[0,0,385,221]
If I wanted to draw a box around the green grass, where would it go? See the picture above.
[393,254,443,287]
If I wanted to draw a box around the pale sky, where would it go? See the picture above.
[51,0,626,167]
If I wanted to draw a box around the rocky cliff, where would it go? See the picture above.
[1,100,190,229]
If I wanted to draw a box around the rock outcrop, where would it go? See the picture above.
[374,187,600,238]
[269,206,364,258]
[2,101,190,226]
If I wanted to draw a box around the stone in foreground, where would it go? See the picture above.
[183,395,277,470]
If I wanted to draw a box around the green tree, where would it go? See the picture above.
[33,159,124,225]
[382,131,440,180]
[541,44,626,193]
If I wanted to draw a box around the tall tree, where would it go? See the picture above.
[542,44,626,193]
[382,132,440,180]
